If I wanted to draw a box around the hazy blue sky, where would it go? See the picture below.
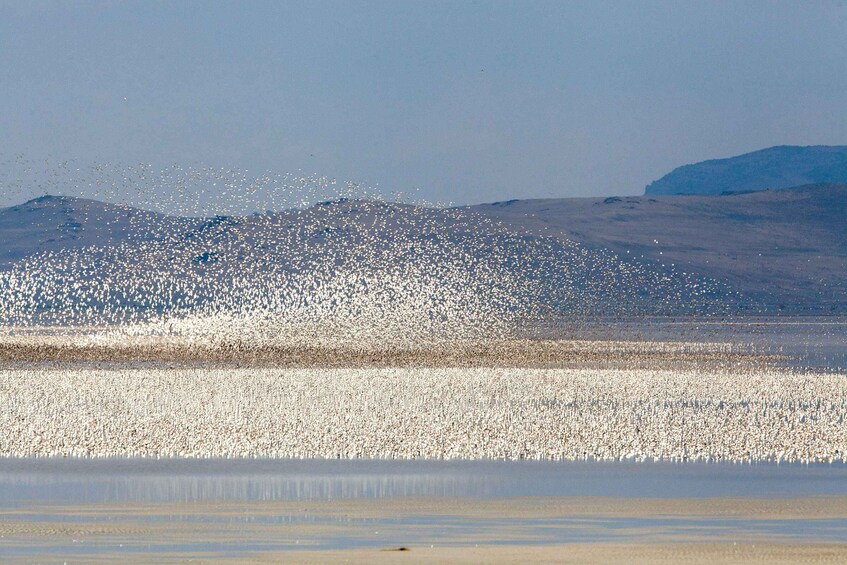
[2,0,847,206]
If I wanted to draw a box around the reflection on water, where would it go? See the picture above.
[3,458,847,504]
[4,459,847,558]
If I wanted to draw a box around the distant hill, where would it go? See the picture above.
[0,195,190,267]
[645,145,847,195]
[471,183,847,314]
[0,195,739,327]
[0,184,844,325]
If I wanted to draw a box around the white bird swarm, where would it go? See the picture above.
[2,366,845,463]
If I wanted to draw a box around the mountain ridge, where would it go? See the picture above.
[470,183,846,313]
[0,183,844,317]
[645,145,847,195]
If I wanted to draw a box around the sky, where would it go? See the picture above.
[2,0,847,208]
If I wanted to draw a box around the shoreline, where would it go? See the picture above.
[3,496,847,562]
[243,543,847,564]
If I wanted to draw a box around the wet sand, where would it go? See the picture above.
[254,543,847,564]
[2,496,847,563]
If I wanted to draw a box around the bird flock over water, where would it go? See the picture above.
[1,155,838,464]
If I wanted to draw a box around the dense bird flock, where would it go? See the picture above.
[0,332,750,368]
[0,157,738,346]
[1,363,845,463]
[0,156,839,464]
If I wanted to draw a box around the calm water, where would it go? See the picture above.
[2,458,847,503]
[2,459,847,559]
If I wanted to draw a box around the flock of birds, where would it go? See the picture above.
[0,155,736,347]
[0,156,841,463]
[2,361,845,462]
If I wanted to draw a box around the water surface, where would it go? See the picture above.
[2,458,847,503]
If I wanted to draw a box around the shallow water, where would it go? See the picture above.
[2,459,847,560]
[3,458,847,503]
